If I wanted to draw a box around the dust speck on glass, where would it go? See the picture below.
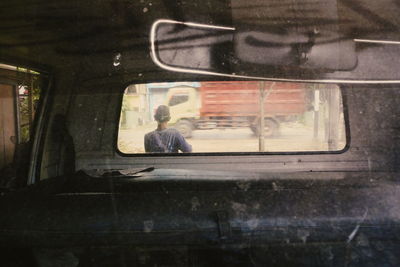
[113,53,121,67]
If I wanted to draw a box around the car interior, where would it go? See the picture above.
[0,0,400,266]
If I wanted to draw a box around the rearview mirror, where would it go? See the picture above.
[152,19,400,83]
[151,20,358,79]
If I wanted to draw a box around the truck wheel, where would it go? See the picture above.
[265,119,279,137]
[253,118,279,137]
[175,120,193,138]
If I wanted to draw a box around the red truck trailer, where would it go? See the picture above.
[167,81,308,138]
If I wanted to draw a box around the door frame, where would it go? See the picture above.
[0,78,21,143]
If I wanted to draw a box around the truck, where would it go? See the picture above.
[165,81,307,138]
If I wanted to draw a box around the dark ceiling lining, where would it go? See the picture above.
[1,0,400,74]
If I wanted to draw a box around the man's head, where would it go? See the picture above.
[154,105,171,123]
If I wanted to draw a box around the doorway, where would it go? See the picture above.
[0,84,17,169]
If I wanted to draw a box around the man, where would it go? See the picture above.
[144,105,192,153]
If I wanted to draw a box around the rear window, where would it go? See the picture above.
[118,81,346,154]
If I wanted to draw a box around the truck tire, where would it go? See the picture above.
[252,118,279,138]
[175,120,193,138]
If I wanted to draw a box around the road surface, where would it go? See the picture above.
[118,122,345,153]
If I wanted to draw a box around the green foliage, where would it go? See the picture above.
[17,73,42,143]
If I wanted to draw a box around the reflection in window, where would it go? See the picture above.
[169,94,189,106]
[118,81,346,153]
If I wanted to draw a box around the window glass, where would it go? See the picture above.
[0,64,43,170]
[17,83,41,143]
[118,81,346,153]
[0,65,42,144]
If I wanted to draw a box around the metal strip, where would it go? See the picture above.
[354,39,400,45]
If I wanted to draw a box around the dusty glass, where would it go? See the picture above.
[118,81,346,153]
